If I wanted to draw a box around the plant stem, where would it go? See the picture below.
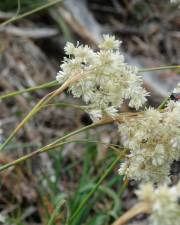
[1,64,178,151]
[0,111,129,172]
[43,102,83,110]
[158,96,170,110]
[0,123,97,171]
[139,65,180,73]
[0,81,58,100]
[0,74,81,152]
[118,179,128,197]
[0,0,63,27]
[0,110,136,172]
[111,202,151,225]
[1,65,179,101]
[47,199,66,225]
[69,154,123,224]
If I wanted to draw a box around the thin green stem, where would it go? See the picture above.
[139,65,179,109]
[0,123,97,171]
[0,90,55,151]
[0,0,63,27]
[1,65,179,101]
[47,199,66,225]
[0,124,123,173]
[0,75,77,152]
[139,65,180,73]
[43,102,83,110]
[0,81,58,100]
[118,179,128,197]
[158,96,170,110]
[69,154,123,224]
[1,64,179,151]
[15,0,21,18]
[0,72,84,152]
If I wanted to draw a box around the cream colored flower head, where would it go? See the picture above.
[118,101,180,183]
[173,82,180,94]
[136,182,180,225]
[56,35,148,121]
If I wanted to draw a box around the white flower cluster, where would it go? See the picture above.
[118,101,180,183]
[56,35,148,121]
[173,82,180,93]
[136,182,180,225]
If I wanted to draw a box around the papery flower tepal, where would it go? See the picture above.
[173,82,180,94]
[171,82,180,101]
[118,101,180,184]
[136,182,180,225]
[56,35,148,121]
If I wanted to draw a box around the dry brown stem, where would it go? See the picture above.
[112,202,151,225]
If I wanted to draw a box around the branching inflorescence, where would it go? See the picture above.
[56,35,148,121]
[56,35,179,186]
[55,36,180,225]
[136,182,180,225]
[118,101,180,183]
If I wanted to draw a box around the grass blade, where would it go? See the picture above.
[69,154,124,224]
[0,0,64,27]
[0,80,58,100]
[138,65,180,73]
[47,194,68,225]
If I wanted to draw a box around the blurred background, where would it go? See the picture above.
[0,0,179,224]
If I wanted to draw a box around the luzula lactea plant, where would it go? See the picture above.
[1,35,179,225]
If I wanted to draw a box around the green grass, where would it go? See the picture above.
[1,136,125,224]
[21,136,125,225]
